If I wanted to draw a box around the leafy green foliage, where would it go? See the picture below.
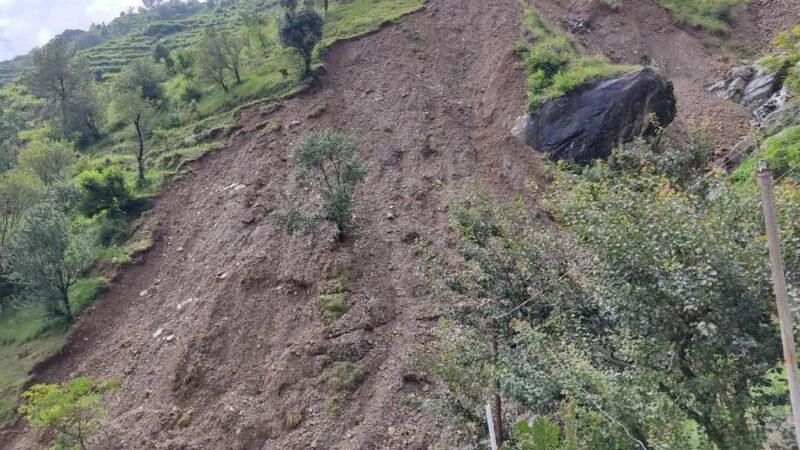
[19,377,119,450]
[0,169,45,246]
[279,8,324,75]
[424,161,787,448]
[758,25,800,94]
[734,125,800,183]
[197,27,244,91]
[17,139,77,185]
[75,167,131,217]
[8,203,98,320]
[516,6,633,112]
[504,413,579,450]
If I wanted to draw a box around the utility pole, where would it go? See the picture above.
[758,158,800,449]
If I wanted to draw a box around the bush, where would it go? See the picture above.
[19,377,119,450]
[76,167,131,217]
[733,125,800,183]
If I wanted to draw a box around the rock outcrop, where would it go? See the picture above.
[706,63,788,124]
[513,68,677,162]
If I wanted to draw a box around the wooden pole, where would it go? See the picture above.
[758,159,800,449]
[485,403,498,450]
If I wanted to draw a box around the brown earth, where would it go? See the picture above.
[1,0,786,448]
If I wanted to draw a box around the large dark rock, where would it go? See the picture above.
[515,68,676,162]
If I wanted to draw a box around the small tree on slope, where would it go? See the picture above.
[279,130,366,241]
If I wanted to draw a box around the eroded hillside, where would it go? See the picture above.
[3,0,800,448]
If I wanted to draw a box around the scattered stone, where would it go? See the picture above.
[177,414,191,428]
[165,335,175,342]
[153,328,164,339]
[177,298,195,311]
[388,426,397,436]
[516,68,676,162]
[140,290,149,297]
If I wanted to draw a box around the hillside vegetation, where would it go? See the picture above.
[2,0,800,447]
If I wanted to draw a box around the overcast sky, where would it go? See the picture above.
[0,0,143,61]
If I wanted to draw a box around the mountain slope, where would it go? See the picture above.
[1,0,787,448]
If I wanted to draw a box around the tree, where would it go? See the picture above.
[424,170,786,448]
[0,169,45,246]
[278,9,324,76]
[9,203,97,320]
[75,167,131,217]
[240,10,269,53]
[25,38,81,135]
[68,80,106,139]
[197,27,243,91]
[152,43,175,74]
[20,377,119,450]
[292,130,365,240]
[17,138,77,185]
[112,59,164,186]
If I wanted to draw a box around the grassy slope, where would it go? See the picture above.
[0,0,426,426]
[655,0,747,33]
[517,4,634,112]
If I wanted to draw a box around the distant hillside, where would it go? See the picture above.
[0,0,273,84]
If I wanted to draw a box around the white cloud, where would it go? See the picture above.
[0,0,145,60]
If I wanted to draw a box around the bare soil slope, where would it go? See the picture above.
[2,0,772,448]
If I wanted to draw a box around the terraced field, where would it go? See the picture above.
[0,0,278,83]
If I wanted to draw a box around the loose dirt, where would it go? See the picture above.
[1,0,771,448]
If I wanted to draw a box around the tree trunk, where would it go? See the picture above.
[324,0,328,12]
[84,113,101,138]
[233,65,242,84]
[303,51,312,76]
[61,289,73,321]
[490,324,504,446]
[134,114,146,187]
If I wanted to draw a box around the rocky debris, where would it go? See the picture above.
[514,68,676,162]
[754,86,789,124]
[731,65,755,81]
[706,63,787,124]
[742,69,783,108]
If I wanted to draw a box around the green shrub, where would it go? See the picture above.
[19,377,119,450]
[733,125,800,183]
[76,167,131,217]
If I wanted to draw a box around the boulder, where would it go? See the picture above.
[741,69,782,108]
[721,78,747,102]
[731,65,755,82]
[516,68,676,162]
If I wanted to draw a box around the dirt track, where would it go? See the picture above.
[2,0,792,448]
